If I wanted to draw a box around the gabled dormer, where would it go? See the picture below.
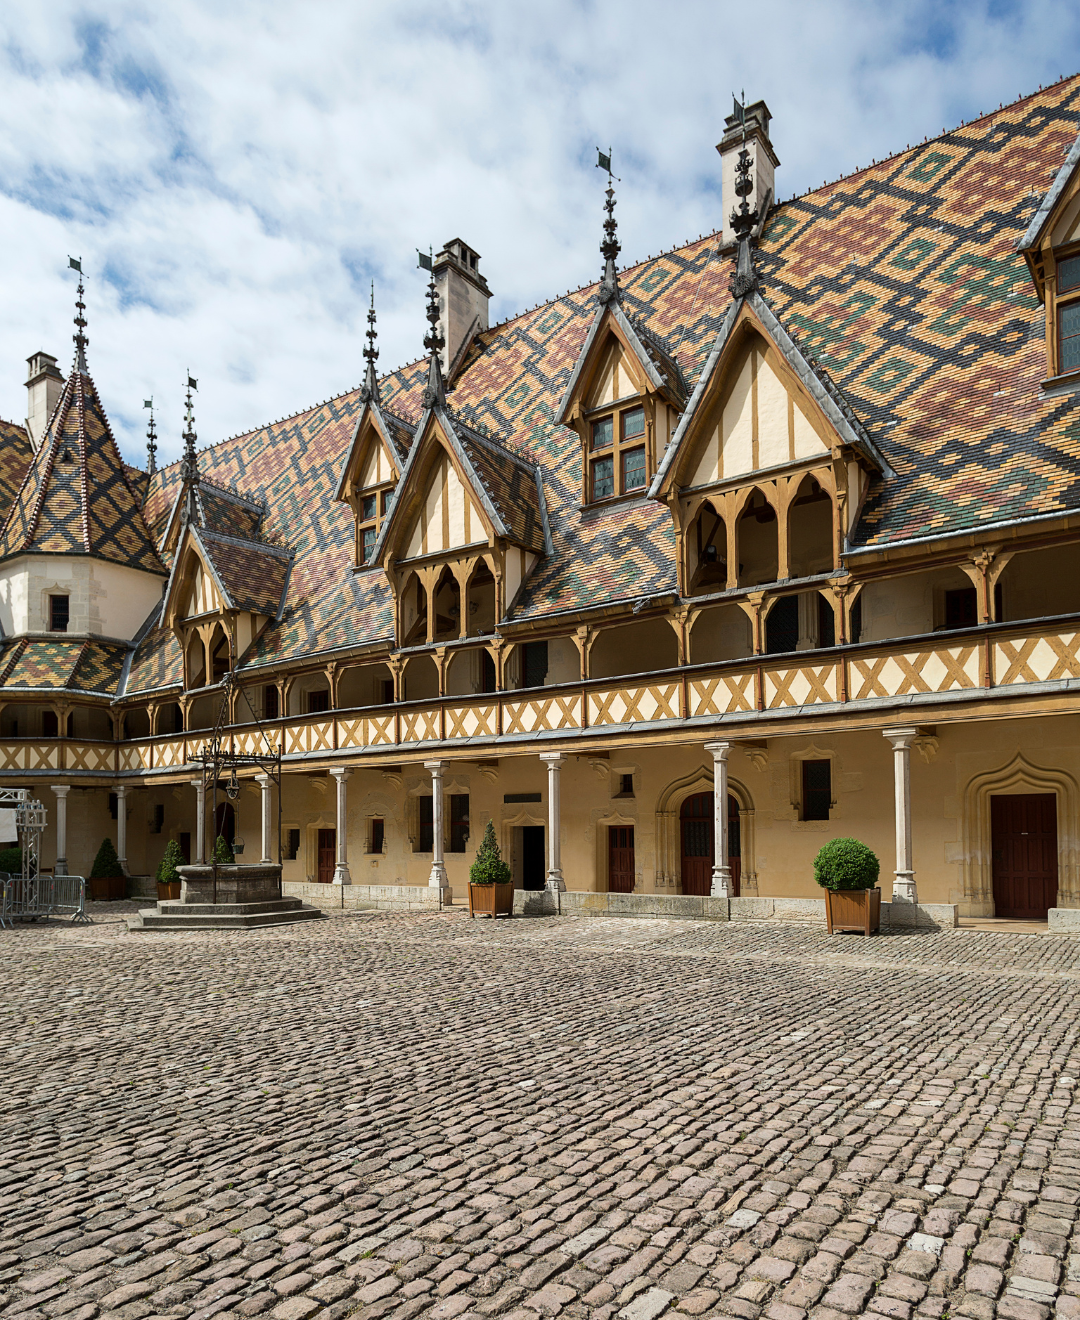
[650,264,891,598]
[1018,126,1080,384]
[555,170,687,505]
[334,288,414,566]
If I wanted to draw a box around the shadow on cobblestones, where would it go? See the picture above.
[3,910,1080,1320]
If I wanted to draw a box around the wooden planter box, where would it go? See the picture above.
[88,875,127,901]
[826,886,881,935]
[468,882,514,918]
[157,881,181,901]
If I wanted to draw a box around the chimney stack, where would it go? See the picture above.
[433,239,491,379]
[717,100,779,249]
[25,351,64,452]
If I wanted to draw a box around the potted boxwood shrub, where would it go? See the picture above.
[89,837,126,901]
[156,838,184,901]
[815,837,881,935]
[468,820,514,919]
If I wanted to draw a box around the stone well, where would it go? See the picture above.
[177,863,282,905]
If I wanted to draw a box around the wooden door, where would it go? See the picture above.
[991,794,1057,919]
[608,826,635,893]
[317,828,336,884]
[680,793,741,897]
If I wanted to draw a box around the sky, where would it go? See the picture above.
[1,0,1079,467]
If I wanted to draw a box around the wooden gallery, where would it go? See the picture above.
[3,84,1080,923]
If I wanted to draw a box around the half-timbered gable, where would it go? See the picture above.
[334,400,412,567]
[1019,124,1080,382]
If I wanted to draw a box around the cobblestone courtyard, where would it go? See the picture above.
[3,908,1080,1320]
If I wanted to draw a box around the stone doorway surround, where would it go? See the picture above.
[654,763,756,895]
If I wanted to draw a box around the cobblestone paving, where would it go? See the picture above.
[4,905,1080,1320]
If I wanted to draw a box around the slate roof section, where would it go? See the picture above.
[103,74,1080,678]
[0,366,166,574]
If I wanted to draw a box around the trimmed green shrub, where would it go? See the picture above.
[213,834,234,865]
[813,837,880,892]
[469,820,511,886]
[90,837,124,879]
[0,845,21,875]
[156,839,185,885]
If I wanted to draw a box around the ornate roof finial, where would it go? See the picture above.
[729,92,761,299]
[360,281,380,405]
[68,256,88,373]
[144,397,158,475]
[180,373,200,488]
[421,253,445,410]
[596,148,621,306]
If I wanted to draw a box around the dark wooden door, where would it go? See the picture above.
[991,794,1057,919]
[317,828,336,884]
[608,826,635,893]
[521,826,545,890]
[681,793,741,896]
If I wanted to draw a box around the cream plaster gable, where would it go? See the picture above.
[183,557,224,620]
[356,429,397,490]
[402,448,488,559]
[686,334,829,489]
[583,335,646,411]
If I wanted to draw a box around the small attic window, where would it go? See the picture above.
[60,448,74,464]
[1060,254,1080,293]
[587,403,648,503]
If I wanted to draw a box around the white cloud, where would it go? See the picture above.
[0,0,1076,463]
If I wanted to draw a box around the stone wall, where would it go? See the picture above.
[282,881,446,912]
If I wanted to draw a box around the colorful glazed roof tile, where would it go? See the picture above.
[0,419,32,516]
[196,528,291,618]
[60,76,1080,682]
[0,638,128,695]
[0,365,166,574]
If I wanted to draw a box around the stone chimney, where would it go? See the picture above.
[25,351,64,452]
[433,239,491,378]
[717,100,779,249]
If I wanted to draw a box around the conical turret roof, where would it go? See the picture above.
[0,364,166,575]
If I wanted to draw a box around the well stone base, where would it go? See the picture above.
[178,863,282,905]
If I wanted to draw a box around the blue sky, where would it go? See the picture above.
[0,0,1078,465]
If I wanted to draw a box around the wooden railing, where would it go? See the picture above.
[6,616,1079,776]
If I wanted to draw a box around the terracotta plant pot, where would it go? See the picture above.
[468,881,514,919]
[157,882,181,901]
[825,886,881,935]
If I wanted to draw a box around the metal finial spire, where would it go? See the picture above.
[421,258,445,410]
[144,397,158,475]
[68,257,88,373]
[596,149,621,306]
[728,97,761,299]
[180,373,200,489]
[360,281,380,405]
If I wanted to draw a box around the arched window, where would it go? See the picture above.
[736,489,778,587]
[788,475,833,579]
[687,501,727,594]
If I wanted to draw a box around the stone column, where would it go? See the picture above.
[50,785,70,876]
[114,785,130,876]
[884,726,919,904]
[256,774,273,864]
[423,760,449,891]
[191,777,206,864]
[704,740,732,897]
[330,768,352,885]
[540,753,567,891]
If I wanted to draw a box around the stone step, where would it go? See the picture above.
[127,903,324,931]
[154,899,307,917]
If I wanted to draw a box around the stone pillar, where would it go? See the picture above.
[50,785,70,876]
[191,777,206,864]
[330,768,352,885]
[884,726,919,904]
[704,740,732,897]
[114,784,130,876]
[256,774,273,864]
[424,760,449,891]
[540,753,567,891]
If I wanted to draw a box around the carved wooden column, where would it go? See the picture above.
[704,740,732,897]
[884,726,919,904]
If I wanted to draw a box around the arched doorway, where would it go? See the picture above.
[679,793,740,896]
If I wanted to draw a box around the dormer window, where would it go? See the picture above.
[1058,251,1080,375]
[589,403,648,503]
[357,484,394,565]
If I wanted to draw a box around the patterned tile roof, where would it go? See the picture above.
[123,624,183,697]
[116,75,1080,677]
[0,367,167,574]
[197,528,291,618]
[0,419,32,516]
[0,638,128,695]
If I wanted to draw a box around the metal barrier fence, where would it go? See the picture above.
[0,873,91,928]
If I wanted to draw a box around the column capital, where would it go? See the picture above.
[704,740,733,761]
[112,783,130,799]
[49,784,71,798]
[329,767,352,783]
[540,752,567,767]
[883,725,920,749]
[255,773,272,788]
[423,759,447,773]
